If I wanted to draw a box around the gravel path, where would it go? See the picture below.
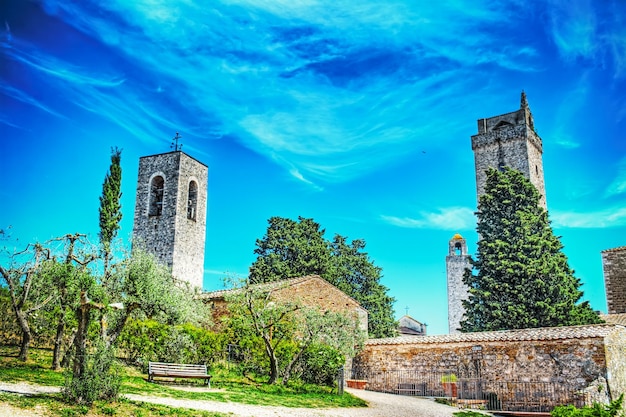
[0,381,490,416]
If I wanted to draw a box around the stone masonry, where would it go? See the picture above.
[446,234,470,334]
[603,246,626,314]
[354,324,626,407]
[132,151,208,289]
[201,275,369,334]
[471,92,547,208]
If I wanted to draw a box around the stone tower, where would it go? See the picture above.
[132,150,208,290]
[471,92,546,208]
[602,246,626,314]
[446,233,471,334]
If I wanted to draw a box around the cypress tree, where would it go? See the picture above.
[98,147,122,280]
[461,167,601,332]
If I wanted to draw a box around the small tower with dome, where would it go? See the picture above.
[446,233,470,334]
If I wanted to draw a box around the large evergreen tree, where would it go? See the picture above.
[98,147,122,282]
[461,168,601,332]
[249,216,397,338]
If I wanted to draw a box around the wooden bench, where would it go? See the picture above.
[148,362,212,387]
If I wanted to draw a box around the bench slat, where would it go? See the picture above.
[148,362,212,387]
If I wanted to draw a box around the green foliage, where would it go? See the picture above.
[461,168,602,332]
[224,279,365,384]
[248,216,397,338]
[299,343,345,386]
[99,147,123,252]
[117,319,227,366]
[249,216,331,282]
[551,395,624,417]
[441,373,457,383]
[454,412,487,417]
[62,342,121,405]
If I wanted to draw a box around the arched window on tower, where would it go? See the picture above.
[187,180,198,221]
[454,242,462,256]
[149,176,165,216]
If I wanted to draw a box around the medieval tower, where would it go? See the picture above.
[446,234,471,334]
[447,93,548,333]
[471,92,547,208]
[132,147,208,290]
[602,246,626,314]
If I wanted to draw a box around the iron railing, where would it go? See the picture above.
[348,367,587,413]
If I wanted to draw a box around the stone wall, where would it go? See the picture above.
[471,98,546,208]
[603,247,626,314]
[203,275,368,334]
[353,325,626,405]
[132,151,208,289]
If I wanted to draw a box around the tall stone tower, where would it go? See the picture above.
[132,150,208,290]
[602,246,626,314]
[446,233,471,334]
[471,92,546,208]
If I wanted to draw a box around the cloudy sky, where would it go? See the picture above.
[1,0,625,335]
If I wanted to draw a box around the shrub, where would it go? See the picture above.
[551,395,624,417]
[300,343,345,386]
[62,342,121,405]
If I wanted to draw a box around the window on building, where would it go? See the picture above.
[149,176,165,216]
[454,242,462,256]
[187,180,198,221]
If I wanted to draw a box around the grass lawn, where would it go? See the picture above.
[0,345,367,416]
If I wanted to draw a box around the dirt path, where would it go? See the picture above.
[0,381,488,416]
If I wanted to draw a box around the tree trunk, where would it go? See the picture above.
[281,346,306,385]
[52,308,67,370]
[61,330,76,368]
[15,308,31,362]
[263,337,279,384]
[73,305,91,379]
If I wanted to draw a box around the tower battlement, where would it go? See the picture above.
[471,92,547,208]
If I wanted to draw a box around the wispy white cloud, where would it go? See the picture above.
[0,82,67,119]
[381,207,475,231]
[547,0,626,78]
[605,158,626,197]
[551,206,626,228]
[9,0,621,186]
[24,0,551,185]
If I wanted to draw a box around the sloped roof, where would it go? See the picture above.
[601,246,626,253]
[367,323,624,345]
[200,274,364,310]
[602,313,626,326]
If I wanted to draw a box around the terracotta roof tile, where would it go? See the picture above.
[601,246,626,253]
[366,324,623,345]
[601,313,626,326]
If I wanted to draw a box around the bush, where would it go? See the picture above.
[551,395,624,417]
[300,343,344,386]
[116,319,227,367]
[62,342,121,405]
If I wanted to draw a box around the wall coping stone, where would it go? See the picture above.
[366,324,624,345]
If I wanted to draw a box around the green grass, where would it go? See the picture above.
[0,345,367,416]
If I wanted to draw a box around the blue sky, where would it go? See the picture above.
[1,0,625,335]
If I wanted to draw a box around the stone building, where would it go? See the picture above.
[446,233,471,334]
[602,246,626,314]
[201,275,368,334]
[353,324,626,409]
[445,93,549,335]
[398,315,427,336]
[132,150,208,289]
[471,92,547,208]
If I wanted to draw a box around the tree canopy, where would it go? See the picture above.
[460,168,602,332]
[249,216,397,338]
